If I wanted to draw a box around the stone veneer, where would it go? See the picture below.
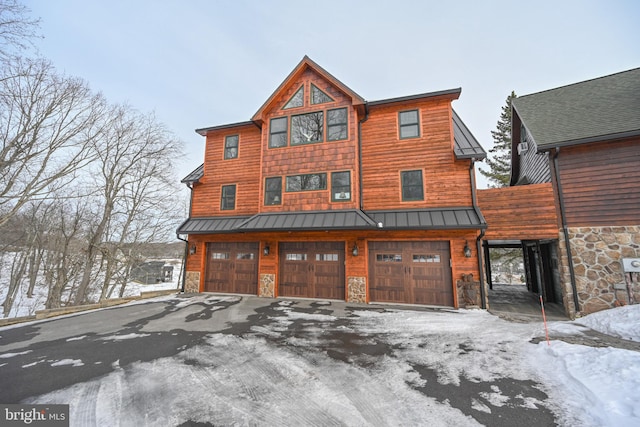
[259,274,275,298]
[184,271,201,293]
[347,277,366,303]
[559,225,640,316]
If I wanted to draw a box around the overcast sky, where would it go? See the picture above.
[23,0,640,188]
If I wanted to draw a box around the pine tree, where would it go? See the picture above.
[480,91,517,188]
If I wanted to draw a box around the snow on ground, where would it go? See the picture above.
[20,298,640,426]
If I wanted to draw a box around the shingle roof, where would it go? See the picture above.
[452,109,487,159]
[366,208,487,230]
[181,164,204,184]
[513,67,640,149]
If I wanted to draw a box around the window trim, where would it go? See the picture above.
[224,134,239,159]
[285,172,327,192]
[283,85,304,110]
[290,111,324,146]
[327,107,348,142]
[331,171,351,202]
[220,184,236,210]
[269,116,288,148]
[264,176,282,206]
[399,109,421,139]
[400,169,424,201]
[310,83,334,105]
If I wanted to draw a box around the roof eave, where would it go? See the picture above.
[536,129,640,152]
[368,88,461,107]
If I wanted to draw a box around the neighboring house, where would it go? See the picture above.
[510,67,640,315]
[178,56,487,308]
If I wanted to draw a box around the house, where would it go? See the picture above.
[510,67,640,315]
[177,56,487,308]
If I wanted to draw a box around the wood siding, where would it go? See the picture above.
[513,113,551,185]
[477,183,559,240]
[361,100,472,210]
[558,138,640,226]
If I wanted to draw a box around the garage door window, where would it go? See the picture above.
[316,253,339,261]
[377,253,402,262]
[211,252,230,260]
[413,254,441,263]
[286,253,307,261]
[237,253,255,260]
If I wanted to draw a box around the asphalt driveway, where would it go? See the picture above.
[0,294,560,426]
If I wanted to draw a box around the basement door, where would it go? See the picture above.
[279,242,345,299]
[205,242,259,294]
[369,241,453,306]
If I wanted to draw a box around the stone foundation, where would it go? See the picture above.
[559,225,640,315]
[259,274,275,298]
[347,276,366,303]
[184,271,201,293]
[457,273,481,308]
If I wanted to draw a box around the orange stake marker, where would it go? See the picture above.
[540,295,551,346]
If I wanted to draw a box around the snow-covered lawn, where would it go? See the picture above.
[10,295,639,427]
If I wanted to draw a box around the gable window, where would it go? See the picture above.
[269,117,288,148]
[264,177,282,205]
[283,86,304,109]
[286,173,327,192]
[310,83,333,104]
[331,171,351,201]
[401,170,424,201]
[221,184,236,210]
[224,135,238,159]
[399,109,420,139]
[291,111,323,145]
[327,108,348,141]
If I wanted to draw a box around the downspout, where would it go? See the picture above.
[553,147,580,314]
[176,183,194,293]
[357,104,370,210]
[469,158,487,308]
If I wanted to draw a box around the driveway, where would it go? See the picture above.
[0,294,560,426]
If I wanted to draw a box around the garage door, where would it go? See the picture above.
[369,241,453,306]
[279,242,345,299]
[205,242,259,294]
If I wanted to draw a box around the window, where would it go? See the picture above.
[224,135,238,159]
[286,253,307,261]
[286,173,327,192]
[316,253,339,261]
[237,253,255,260]
[331,171,351,202]
[220,185,236,210]
[291,111,323,145]
[211,252,230,260]
[399,109,420,139]
[327,108,348,141]
[283,86,304,109]
[264,177,282,205]
[269,117,288,148]
[401,170,424,201]
[377,254,402,262]
[413,254,441,263]
[310,83,333,104]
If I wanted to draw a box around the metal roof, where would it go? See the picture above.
[452,109,487,159]
[237,210,378,231]
[368,88,461,107]
[513,67,640,149]
[195,121,258,136]
[366,207,487,230]
[177,216,251,234]
[181,164,204,184]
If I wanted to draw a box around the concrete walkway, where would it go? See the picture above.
[488,283,568,322]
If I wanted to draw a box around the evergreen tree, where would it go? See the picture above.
[480,91,517,188]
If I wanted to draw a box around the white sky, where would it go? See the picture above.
[22,0,640,188]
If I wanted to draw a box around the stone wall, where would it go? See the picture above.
[184,271,201,293]
[259,274,275,298]
[347,276,366,303]
[457,274,480,308]
[559,226,640,315]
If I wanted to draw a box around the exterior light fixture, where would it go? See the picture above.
[189,244,197,255]
[263,245,270,256]
[352,243,359,257]
[463,241,472,258]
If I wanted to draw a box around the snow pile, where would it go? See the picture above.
[575,304,640,342]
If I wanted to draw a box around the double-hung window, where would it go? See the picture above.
[221,185,236,210]
[399,109,420,139]
[327,108,348,141]
[331,171,351,201]
[269,117,288,148]
[264,177,282,205]
[224,135,238,159]
[401,170,424,201]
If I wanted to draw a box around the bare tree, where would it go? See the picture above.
[0,0,41,62]
[0,57,106,227]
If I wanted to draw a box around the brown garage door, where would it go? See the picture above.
[205,242,259,294]
[369,241,453,306]
[279,242,345,299]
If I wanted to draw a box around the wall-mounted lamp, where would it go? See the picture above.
[189,244,197,255]
[263,245,270,256]
[463,241,472,258]
[352,243,359,257]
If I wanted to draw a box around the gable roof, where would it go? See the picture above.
[513,67,640,150]
[251,56,365,123]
